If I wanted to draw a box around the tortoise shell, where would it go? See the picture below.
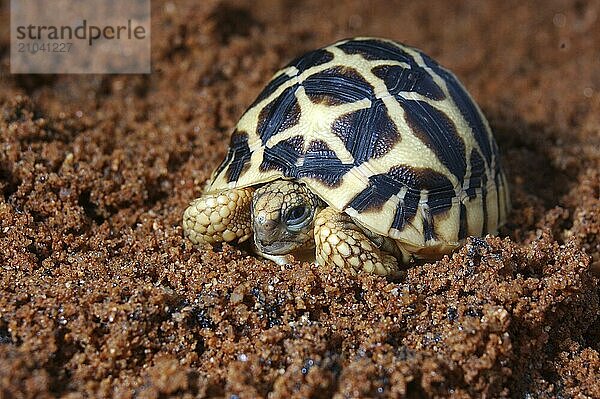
[207,37,510,255]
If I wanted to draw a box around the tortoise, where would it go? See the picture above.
[183,37,510,276]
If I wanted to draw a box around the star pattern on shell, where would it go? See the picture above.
[265,86,371,165]
[207,37,510,250]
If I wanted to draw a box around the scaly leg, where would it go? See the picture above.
[183,188,254,245]
[314,207,399,276]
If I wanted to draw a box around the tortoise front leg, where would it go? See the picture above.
[183,188,254,245]
[314,207,399,276]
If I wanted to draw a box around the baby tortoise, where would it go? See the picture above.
[183,37,510,276]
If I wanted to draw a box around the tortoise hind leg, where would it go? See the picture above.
[314,207,399,276]
[183,188,254,246]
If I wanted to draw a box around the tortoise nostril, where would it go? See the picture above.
[257,238,271,247]
[254,215,282,247]
[255,216,277,230]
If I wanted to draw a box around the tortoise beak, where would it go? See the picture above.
[255,239,296,255]
[253,217,308,255]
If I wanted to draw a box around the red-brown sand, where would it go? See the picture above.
[0,1,599,397]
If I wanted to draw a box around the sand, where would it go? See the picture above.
[0,0,599,397]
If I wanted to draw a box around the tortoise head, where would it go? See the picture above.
[251,180,323,255]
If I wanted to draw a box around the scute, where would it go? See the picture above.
[207,37,510,253]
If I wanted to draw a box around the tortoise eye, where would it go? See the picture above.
[285,205,311,229]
